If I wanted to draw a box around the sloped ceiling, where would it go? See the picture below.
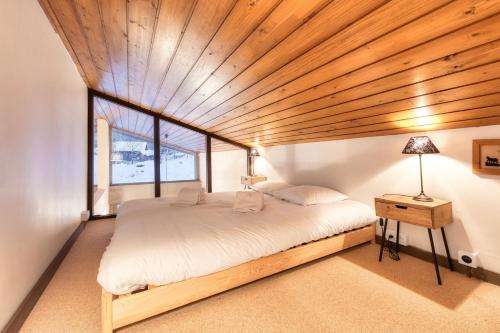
[40,0,500,147]
[95,98,238,152]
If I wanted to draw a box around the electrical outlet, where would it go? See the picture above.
[80,210,90,222]
[458,250,478,268]
[385,230,408,246]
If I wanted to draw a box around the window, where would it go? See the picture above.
[111,129,155,184]
[159,119,204,182]
[89,91,247,218]
[160,146,197,181]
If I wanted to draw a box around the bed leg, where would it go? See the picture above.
[102,289,114,333]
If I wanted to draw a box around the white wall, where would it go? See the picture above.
[199,150,248,192]
[255,125,500,274]
[212,150,247,192]
[0,1,87,329]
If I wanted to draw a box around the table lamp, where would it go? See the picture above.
[402,136,439,202]
[248,148,260,176]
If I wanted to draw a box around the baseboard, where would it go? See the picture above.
[376,235,500,286]
[1,222,86,333]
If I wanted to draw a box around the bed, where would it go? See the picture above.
[99,191,377,332]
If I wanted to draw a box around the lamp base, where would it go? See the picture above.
[413,193,434,202]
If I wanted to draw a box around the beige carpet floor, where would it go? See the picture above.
[21,219,500,333]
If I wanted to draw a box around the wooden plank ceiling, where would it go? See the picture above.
[95,98,236,152]
[40,0,500,147]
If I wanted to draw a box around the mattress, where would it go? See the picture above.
[97,192,376,294]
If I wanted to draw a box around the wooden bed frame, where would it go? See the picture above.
[101,223,375,332]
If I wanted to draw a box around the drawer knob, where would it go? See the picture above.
[395,204,408,210]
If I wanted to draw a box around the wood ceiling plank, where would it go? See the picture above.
[141,111,155,136]
[123,104,132,134]
[139,0,197,108]
[144,126,154,139]
[127,0,160,103]
[174,0,389,124]
[163,122,203,138]
[131,109,146,135]
[219,60,500,139]
[165,131,198,144]
[41,0,106,89]
[203,0,500,131]
[38,0,90,86]
[164,132,195,146]
[224,40,500,139]
[256,116,500,147]
[213,15,500,133]
[165,126,196,140]
[147,0,237,112]
[73,0,117,95]
[166,0,332,120]
[160,122,179,140]
[99,99,122,128]
[162,140,201,154]
[101,100,114,126]
[210,139,240,151]
[130,107,141,134]
[42,0,500,147]
[111,102,127,130]
[251,106,500,145]
[212,142,240,152]
[161,121,202,139]
[168,140,206,153]
[94,101,112,125]
[170,132,207,149]
[207,0,500,131]
[99,0,129,100]
[164,0,384,140]
[93,98,111,124]
[157,0,282,117]
[143,119,155,138]
[238,94,500,142]
[188,0,452,127]
[227,79,500,140]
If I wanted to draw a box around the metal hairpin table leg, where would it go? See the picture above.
[379,218,388,262]
[428,228,442,285]
[396,221,400,253]
[441,227,454,271]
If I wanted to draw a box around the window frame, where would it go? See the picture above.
[108,127,200,186]
[87,89,250,220]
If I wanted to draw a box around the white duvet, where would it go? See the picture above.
[97,192,376,294]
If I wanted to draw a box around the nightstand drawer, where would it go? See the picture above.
[241,175,267,185]
[375,201,432,227]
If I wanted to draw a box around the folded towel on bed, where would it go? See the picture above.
[172,187,206,206]
[233,191,264,213]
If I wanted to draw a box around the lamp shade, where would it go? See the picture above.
[249,148,260,157]
[402,136,440,154]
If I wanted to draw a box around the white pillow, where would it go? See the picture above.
[273,185,348,205]
[250,181,292,195]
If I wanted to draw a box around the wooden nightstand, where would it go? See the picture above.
[241,175,267,189]
[375,194,454,285]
